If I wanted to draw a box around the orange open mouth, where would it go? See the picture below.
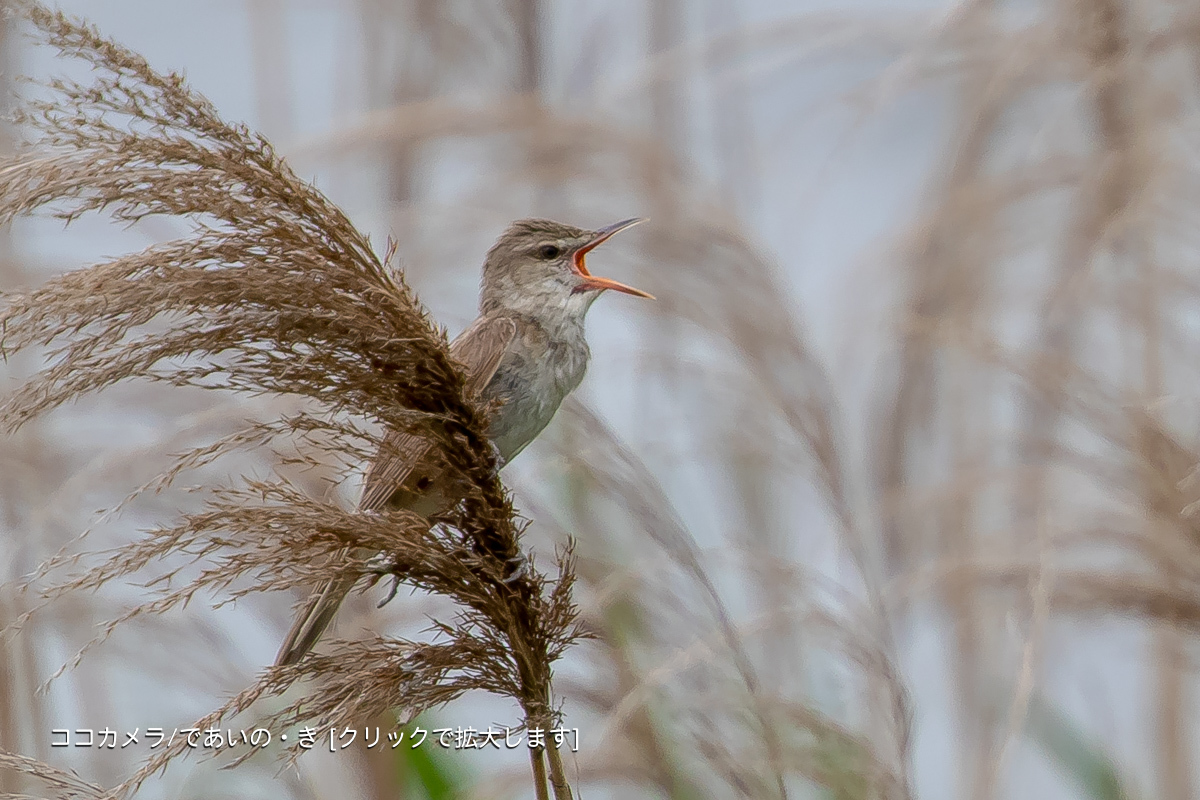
[572,217,653,298]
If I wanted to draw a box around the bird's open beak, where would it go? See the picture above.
[572,217,654,299]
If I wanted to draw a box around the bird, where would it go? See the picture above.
[274,217,651,666]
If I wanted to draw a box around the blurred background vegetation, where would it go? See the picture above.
[2,0,1197,798]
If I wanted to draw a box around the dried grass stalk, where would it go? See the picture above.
[0,752,106,800]
[0,4,581,798]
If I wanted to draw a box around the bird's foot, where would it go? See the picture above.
[376,573,402,608]
[365,553,406,608]
[487,440,506,477]
[502,553,529,585]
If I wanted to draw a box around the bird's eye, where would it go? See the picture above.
[538,244,562,260]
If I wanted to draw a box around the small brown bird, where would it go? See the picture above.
[275,217,651,666]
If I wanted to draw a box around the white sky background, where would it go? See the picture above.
[5,1,1171,799]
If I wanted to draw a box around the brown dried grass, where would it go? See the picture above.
[0,4,582,798]
[8,0,1200,799]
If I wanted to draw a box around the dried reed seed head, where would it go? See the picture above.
[0,4,583,794]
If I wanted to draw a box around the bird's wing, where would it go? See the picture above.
[357,314,518,512]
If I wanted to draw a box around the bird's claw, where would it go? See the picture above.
[488,440,505,478]
[502,553,529,584]
[365,553,405,607]
[377,572,402,608]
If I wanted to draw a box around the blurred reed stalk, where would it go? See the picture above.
[6,0,1200,797]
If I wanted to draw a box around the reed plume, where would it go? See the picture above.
[0,4,581,797]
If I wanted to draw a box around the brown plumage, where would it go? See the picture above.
[275,217,650,666]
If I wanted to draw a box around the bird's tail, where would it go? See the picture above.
[274,571,357,667]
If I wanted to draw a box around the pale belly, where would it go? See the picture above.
[484,334,589,464]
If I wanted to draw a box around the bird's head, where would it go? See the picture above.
[480,218,652,319]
